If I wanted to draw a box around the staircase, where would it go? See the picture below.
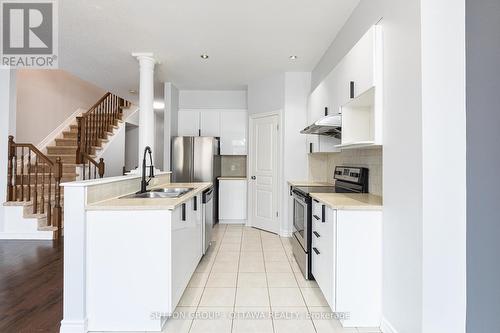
[3,93,130,239]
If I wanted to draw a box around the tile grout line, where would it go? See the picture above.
[261,230,276,333]
[187,224,227,333]
[279,236,319,333]
[230,225,244,333]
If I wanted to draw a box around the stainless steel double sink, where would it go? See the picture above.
[120,187,194,199]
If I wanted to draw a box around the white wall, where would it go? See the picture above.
[164,82,179,171]
[179,90,246,109]
[312,1,423,332]
[16,69,105,145]
[282,73,310,235]
[125,124,139,171]
[421,0,466,332]
[98,125,126,177]
[0,68,17,230]
[154,111,164,170]
[248,74,285,115]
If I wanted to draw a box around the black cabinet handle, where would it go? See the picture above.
[313,215,320,221]
[313,231,320,238]
[313,247,320,255]
[193,196,197,211]
[313,199,319,203]
[350,81,355,99]
[322,205,326,223]
[181,203,186,221]
[198,129,201,136]
[324,107,328,116]
[309,143,313,153]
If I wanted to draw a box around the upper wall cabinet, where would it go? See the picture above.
[306,25,383,151]
[178,109,248,155]
[220,110,247,155]
[337,25,383,149]
[178,110,201,136]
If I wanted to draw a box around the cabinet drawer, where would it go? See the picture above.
[312,200,325,222]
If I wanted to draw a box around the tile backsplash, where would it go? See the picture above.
[308,147,383,196]
[221,155,247,177]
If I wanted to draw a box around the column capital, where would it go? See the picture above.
[131,53,157,66]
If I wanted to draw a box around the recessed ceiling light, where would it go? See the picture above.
[289,55,298,60]
[129,89,137,94]
[200,54,209,60]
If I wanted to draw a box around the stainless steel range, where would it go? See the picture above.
[290,166,369,279]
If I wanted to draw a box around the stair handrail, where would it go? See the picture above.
[80,152,105,180]
[75,92,129,179]
[7,135,62,238]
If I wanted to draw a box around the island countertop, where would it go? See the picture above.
[86,182,212,211]
[309,192,383,211]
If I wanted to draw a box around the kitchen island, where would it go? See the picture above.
[59,173,211,333]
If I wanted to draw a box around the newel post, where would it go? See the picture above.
[98,158,105,178]
[75,116,84,164]
[53,157,63,239]
[7,135,14,201]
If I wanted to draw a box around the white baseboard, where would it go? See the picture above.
[381,317,398,333]
[59,319,88,333]
[219,219,247,225]
[0,232,54,240]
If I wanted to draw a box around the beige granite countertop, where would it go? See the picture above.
[218,176,247,180]
[310,193,383,211]
[287,180,335,187]
[86,182,212,211]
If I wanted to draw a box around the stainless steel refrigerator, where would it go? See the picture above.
[171,136,221,222]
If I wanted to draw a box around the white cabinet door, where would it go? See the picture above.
[171,198,203,308]
[219,179,247,222]
[178,110,200,136]
[344,26,376,99]
[200,110,221,137]
[335,210,382,327]
[220,110,247,155]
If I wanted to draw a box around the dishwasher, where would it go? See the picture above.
[202,186,214,254]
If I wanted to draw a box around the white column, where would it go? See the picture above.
[132,53,156,168]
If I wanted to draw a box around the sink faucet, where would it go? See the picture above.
[140,146,155,193]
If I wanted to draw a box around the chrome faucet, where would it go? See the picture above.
[140,146,154,193]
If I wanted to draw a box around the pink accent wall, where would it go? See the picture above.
[16,69,106,144]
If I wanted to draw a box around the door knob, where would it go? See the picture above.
[251,176,256,180]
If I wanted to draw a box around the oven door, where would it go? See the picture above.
[292,192,309,251]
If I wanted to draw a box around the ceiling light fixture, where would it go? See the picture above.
[129,89,137,94]
[289,55,298,60]
[200,54,209,60]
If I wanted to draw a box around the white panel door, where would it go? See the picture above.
[178,110,200,136]
[200,110,221,137]
[220,110,247,155]
[249,114,279,234]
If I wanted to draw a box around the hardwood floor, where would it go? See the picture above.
[0,240,63,333]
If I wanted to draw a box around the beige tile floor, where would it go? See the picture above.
[157,224,381,333]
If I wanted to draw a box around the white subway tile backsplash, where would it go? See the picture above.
[308,147,383,196]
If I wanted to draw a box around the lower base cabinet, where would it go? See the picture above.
[312,200,382,328]
[219,179,247,223]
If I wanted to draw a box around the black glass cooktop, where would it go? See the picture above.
[294,186,338,195]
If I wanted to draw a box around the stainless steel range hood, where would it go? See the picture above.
[300,114,342,139]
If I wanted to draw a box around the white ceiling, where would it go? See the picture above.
[59,0,359,101]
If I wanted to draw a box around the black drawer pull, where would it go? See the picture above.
[313,247,320,255]
[313,215,320,221]
[313,199,319,203]
[193,196,197,211]
[313,231,320,238]
[322,205,326,223]
[181,203,186,221]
